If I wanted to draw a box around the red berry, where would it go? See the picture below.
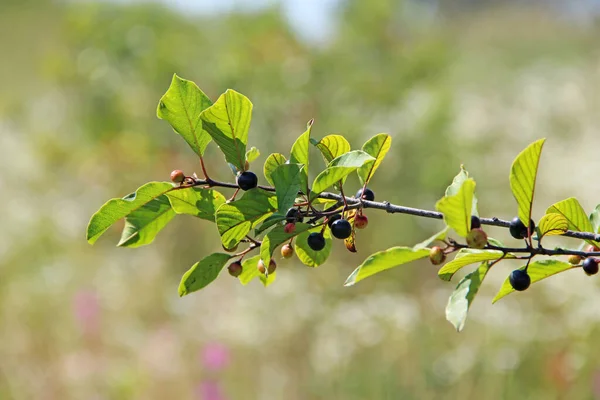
[284,223,296,234]
[228,261,243,277]
[170,169,185,184]
[354,214,369,229]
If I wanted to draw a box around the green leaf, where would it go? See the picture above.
[294,226,333,267]
[245,146,260,164]
[237,255,276,287]
[178,253,232,296]
[87,182,174,245]
[156,74,213,156]
[166,188,226,221]
[289,120,313,194]
[263,153,287,186]
[438,249,513,281]
[254,214,287,235]
[200,89,252,171]
[537,213,569,237]
[546,197,594,234]
[413,227,450,250]
[260,223,313,262]
[509,138,546,226]
[435,178,476,237]
[215,189,277,249]
[487,237,505,247]
[271,163,303,215]
[590,205,600,234]
[310,150,375,197]
[357,133,392,185]
[345,247,430,286]
[118,195,175,248]
[311,134,351,164]
[493,260,575,303]
[445,262,490,332]
[445,166,478,216]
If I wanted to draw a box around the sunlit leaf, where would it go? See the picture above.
[546,197,593,234]
[215,189,277,249]
[345,247,430,286]
[435,178,476,237]
[166,188,226,221]
[492,260,575,303]
[200,89,252,171]
[271,163,303,215]
[590,205,600,234]
[156,74,213,156]
[178,253,232,296]
[87,182,174,245]
[310,150,375,198]
[537,213,568,237]
[446,262,490,332]
[413,226,450,250]
[509,138,546,225]
[238,255,276,287]
[263,153,287,186]
[260,223,313,263]
[312,134,351,164]
[294,226,332,267]
[289,120,313,194]
[245,146,260,164]
[445,165,478,216]
[438,249,513,281]
[118,194,175,248]
[357,133,392,185]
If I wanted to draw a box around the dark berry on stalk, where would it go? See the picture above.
[237,171,258,191]
[582,258,599,276]
[471,215,481,229]
[356,187,375,201]
[327,213,342,228]
[331,219,352,239]
[307,232,326,251]
[285,208,304,223]
[228,261,243,277]
[509,269,531,291]
[509,217,535,239]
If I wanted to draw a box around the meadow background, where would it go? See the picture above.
[2,0,600,398]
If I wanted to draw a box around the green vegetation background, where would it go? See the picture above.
[2,0,600,398]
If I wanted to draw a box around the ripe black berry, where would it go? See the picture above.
[471,215,481,229]
[331,219,352,239]
[236,171,258,191]
[356,187,375,201]
[327,213,342,228]
[307,232,326,251]
[285,208,304,223]
[582,258,599,276]
[509,217,535,239]
[509,269,531,291]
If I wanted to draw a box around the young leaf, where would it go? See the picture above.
[260,223,313,262]
[178,253,232,296]
[245,146,260,164]
[590,205,600,234]
[238,255,276,287]
[537,213,568,238]
[87,182,174,245]
[492,260,575,303]
[435,178,476,237]
[271,163,303,215]
[445,165,478,216]
[310,150,375,197]
[357,133,392,185]
[438,249,513,281]
[157,74,213,156]
[215,189,277,249]
[311,134,351,164]
[509,138,546,226]
[413,226,450,250]
[546,197,594,234]
[200,89,252,171]
[294,226,332,267]
[263,153,287,186]
[118,195,176,248]
[166,188,226,221]
[345,247,430,286]
[289,120,313,194]
[445,262,490,332]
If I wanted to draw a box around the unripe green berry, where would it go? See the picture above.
[568,255,582,265]
[466,228,488,249]
[429,246,446,265]
[281,244,294,259]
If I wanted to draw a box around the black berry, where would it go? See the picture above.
[509,217,535,239]
[509,269,531,291]
[471,215,481,229]
[331,219,352,239]
[356,187,375,201]
[582,258,599,276]
[327,213,342,228]
[285,208,304,223]
[307,232,326,251]
[237,171,258,191]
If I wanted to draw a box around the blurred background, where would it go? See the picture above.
[2,0,600,398]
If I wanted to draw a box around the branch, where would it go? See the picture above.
[184,178,600,244]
